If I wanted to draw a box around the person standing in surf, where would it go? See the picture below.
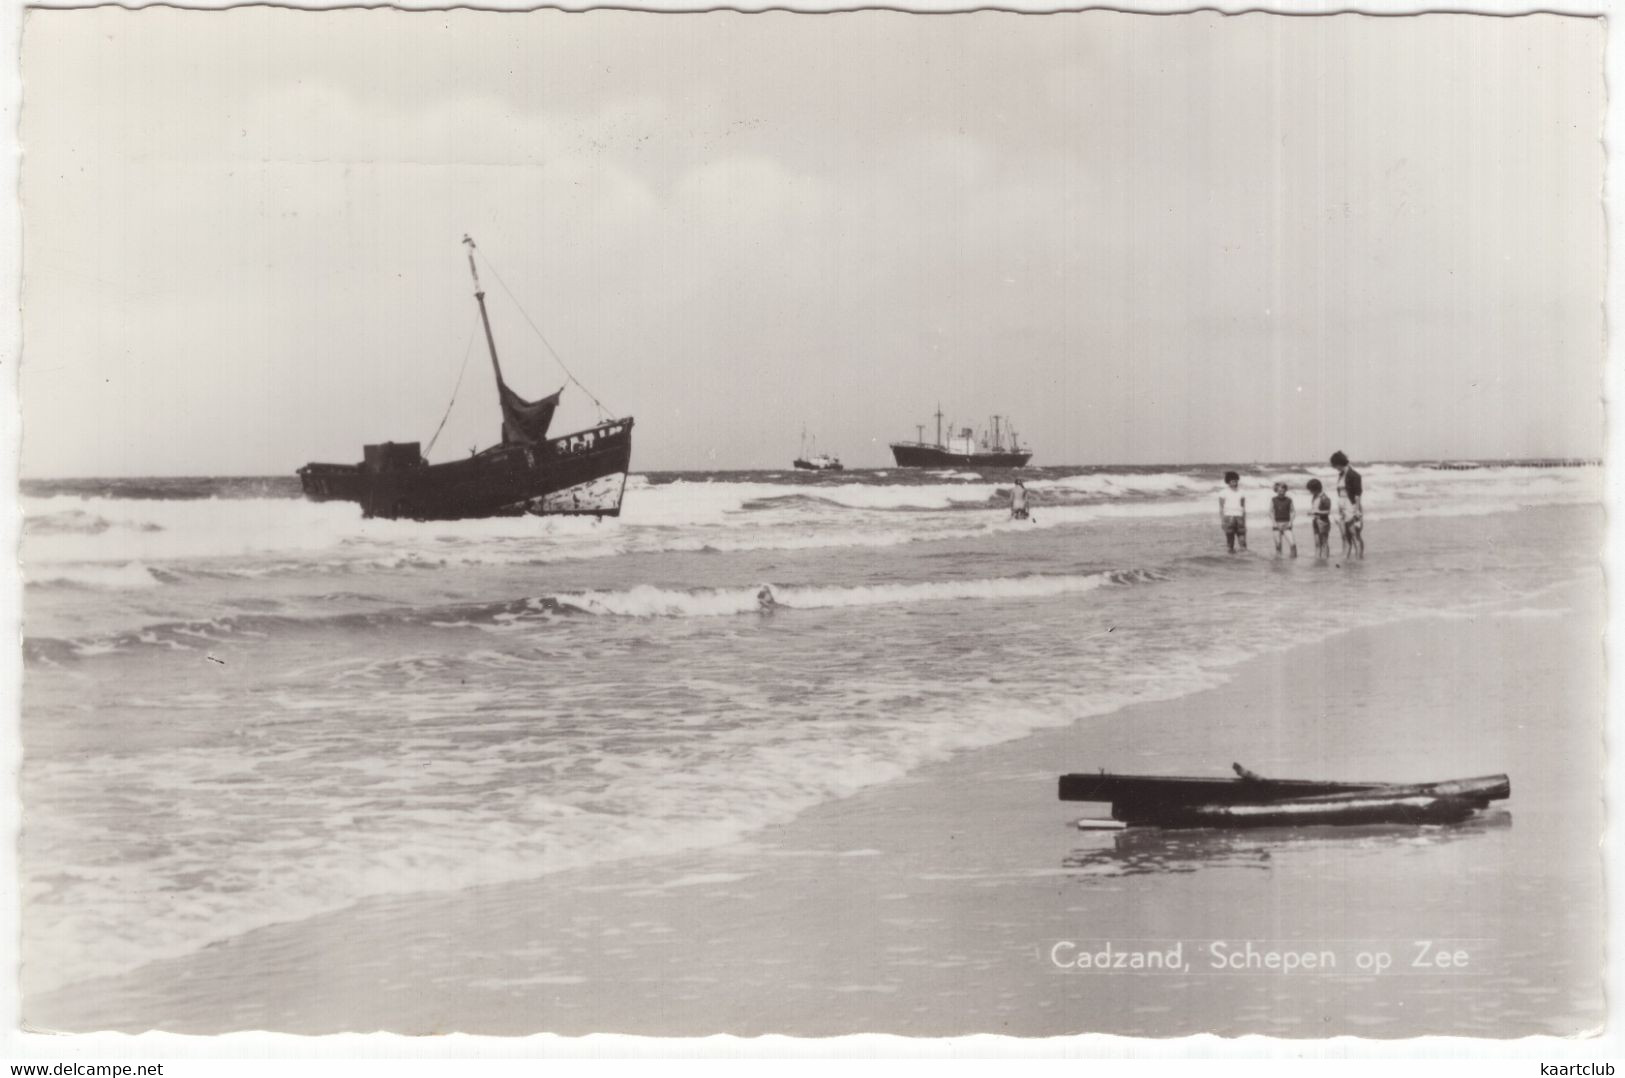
[1270,482,1298,559]
[1009,479,1031,521]
[1306,478,1333,559]
[1331,451,1364,559]
[1218,471,1247,553]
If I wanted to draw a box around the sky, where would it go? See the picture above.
[17,8,1605,476]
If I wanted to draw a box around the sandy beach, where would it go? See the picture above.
[28,569,1601,1038]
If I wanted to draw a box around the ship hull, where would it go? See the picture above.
[889,443,1031,468]
[793,458,844,472]
[299,418,634,520]
[1058,770,1510,828]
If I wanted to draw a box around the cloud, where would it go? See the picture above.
[19,8,1606,474]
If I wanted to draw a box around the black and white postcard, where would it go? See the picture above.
[10,1,1610,1050]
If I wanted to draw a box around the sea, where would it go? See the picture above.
[17,461,1605,1001]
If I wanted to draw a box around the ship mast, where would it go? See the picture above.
[934,403,944,448]
[463,235,507,396]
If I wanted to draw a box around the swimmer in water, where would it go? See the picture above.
[757,584,777,613]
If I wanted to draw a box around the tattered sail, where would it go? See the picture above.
[465,233,566,447]
[498,381,563,446]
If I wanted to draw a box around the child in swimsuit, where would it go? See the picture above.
[1270,482,1297,559]
[1306,478,1332,559]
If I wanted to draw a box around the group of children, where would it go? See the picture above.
[1218,451,1365,560]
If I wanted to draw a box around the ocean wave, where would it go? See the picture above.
[18,466,1600,594]
[25,562,163,591]
[516,569,1164,620]
[1029,471,1215,497]
[25,567,1171,660]
[27,609,408,661]
[24,509,115,536]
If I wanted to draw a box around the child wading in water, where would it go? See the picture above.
[1306,478,1333,559]
[1270,482,1297,558]
[1218,471,1246,553]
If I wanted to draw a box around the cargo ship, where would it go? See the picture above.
[889,405,1031,468]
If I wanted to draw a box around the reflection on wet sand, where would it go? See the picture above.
[1063,811,1512,878]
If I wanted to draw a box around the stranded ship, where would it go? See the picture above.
[297,236,634,520]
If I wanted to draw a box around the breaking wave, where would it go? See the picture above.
[26,567,1170,660]
[528,568,1163,619]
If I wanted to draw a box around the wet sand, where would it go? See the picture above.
[28,577,1603,1037]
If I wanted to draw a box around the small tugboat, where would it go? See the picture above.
[1059,763,1509,829]
[298,237,634,520]
[792,428,844,472]
[890,405,1031,468]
